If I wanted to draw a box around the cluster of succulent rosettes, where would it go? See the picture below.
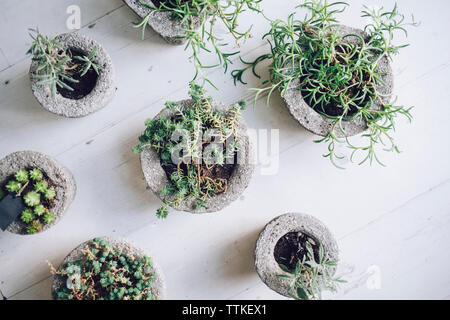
[27,28,102,98]
[0,168,56,234]
[134,82,246,218]
[51,238,156,300]
[278,242,343,300]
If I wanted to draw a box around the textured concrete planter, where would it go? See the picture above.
[140,99,254,213]
[255,213,338,297]
[283,25,394,138]
[0,151,76,235]
[124,0,203,45]
[51,237,166,300]
[30,32,115,118]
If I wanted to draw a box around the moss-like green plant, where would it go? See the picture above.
[50,238,157,300]
[278,242,344,300]
[1,168,56,234]
[133,0,262,87]
[133,82,245,218]
[27,28,102,98]
[233,0,418,167]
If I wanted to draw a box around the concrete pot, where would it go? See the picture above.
[0,151,76,235]
[254,213,338,298]
[124,0,203,45]
[283,25,394,138]
[140,99,254,213]
[51,236,166,300]
[30,32,115,118]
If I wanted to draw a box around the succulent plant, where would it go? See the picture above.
[52,238,157,300]
[29,168,43,181]
[1,167,57,234]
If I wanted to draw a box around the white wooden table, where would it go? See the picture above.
[0,0,449,300]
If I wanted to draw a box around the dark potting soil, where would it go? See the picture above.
[0,169,56,231]
[274,231,320,271]
[56,48,99,100]
[152,0,188,8]
[300,44,373,118]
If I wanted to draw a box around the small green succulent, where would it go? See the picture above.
[1,167,57,234]
[34,204,46,216]
[52,238,156,300]
[34,180,48,193]
[21,209,35,223]
[15,169,29,183]
[24,191,41,207]
[29,168,43,181]
[44,187,56,200]
[43,213,55,224]
[5,180,21,193]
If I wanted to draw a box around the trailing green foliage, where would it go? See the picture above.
[134,82,245,218]
[51,238,156,300]
[233,0,417,167]
[1,168,56,234]
[133,0,262,87]
[278,242,344,300]
[27,28,102,98]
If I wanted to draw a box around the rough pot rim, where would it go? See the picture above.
[282,25,394,138]
[123,0,203,45]
[0,150,76,235]
[254,213,339,298]
[139,98,254,214]
[51,236,166,300]
[29,32,116,118]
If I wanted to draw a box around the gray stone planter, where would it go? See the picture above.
[51,237,166,300]
[124,0,203,45]
[140,99,254,214]
[0,151,76,235]
[30,32,115,118]
[283,25,394,137]
[254,213,338,298]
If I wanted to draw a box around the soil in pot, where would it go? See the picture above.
[274,231,320,271]
[0,168,57,234]
[56,48,99,100]
[152,0,187,8]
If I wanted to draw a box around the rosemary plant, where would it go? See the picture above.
[1,168,56,234]
[278,242,344,300]
[133,82,245,218]
[233,1,418,167]
[133,0,262,87]
[27,29,102,98]
[50,238,156,300]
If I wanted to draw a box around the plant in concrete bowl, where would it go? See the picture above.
[50,237,165,300]
[28,29,115,118]
[233,1,418,167]
[133,82,254,218]
[0,151,76,235]
[126,0,262,84]
[255,213,344,299]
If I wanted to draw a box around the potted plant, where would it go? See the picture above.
[125,0,263,84]
[255,213,344,300]
[233,1,418,167]
[50,237,165,300]
[133,82,254,218]
[28,29,116,118]
[0,151,76,235]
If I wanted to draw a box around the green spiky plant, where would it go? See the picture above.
[233,0,418,167]
[278,242,344,300]
[50,238,157,300]
[27,28,102,98]
[133,0,262,87]
[133,82,245,218]
[0,168,56,234]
